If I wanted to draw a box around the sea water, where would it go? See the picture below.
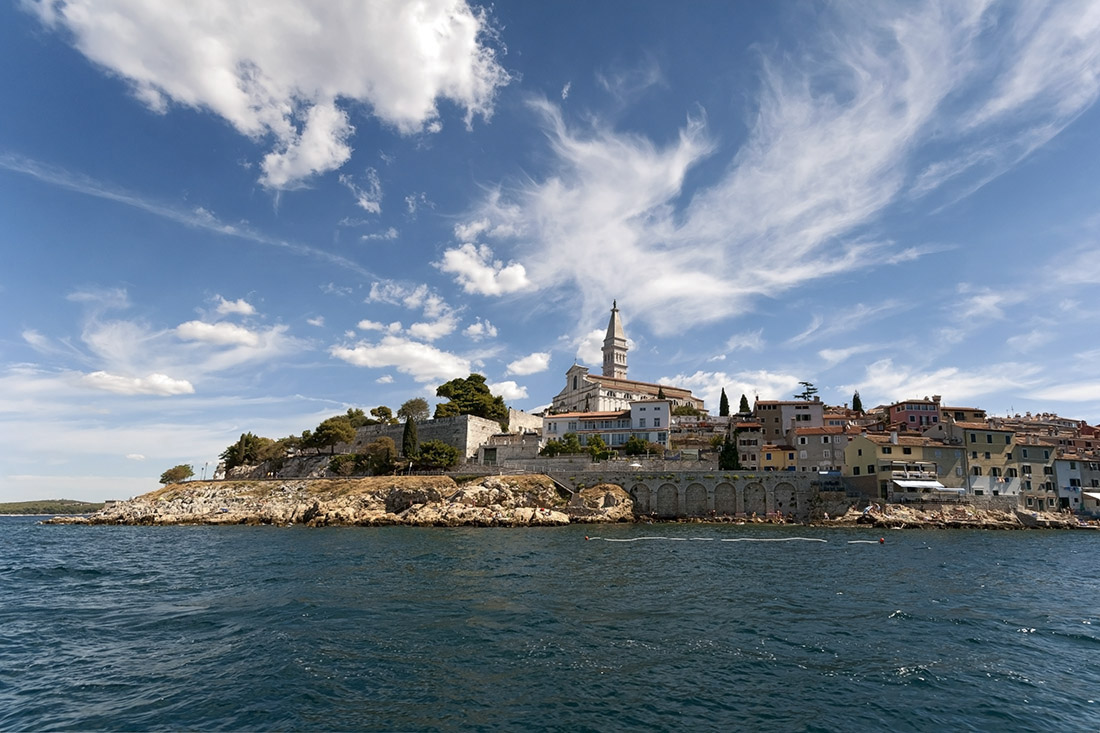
[2,516,1099,731]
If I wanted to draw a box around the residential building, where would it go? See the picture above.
[923,420,1019,496]
[886,396,941,428]
[760,444,797,472]
[543,399,671,449]
[753,399,824,443]
[789,426,850,473]
[843,432,966,500]
[733,421,763,469]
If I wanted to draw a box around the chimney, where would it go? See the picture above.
[890,431,898,444]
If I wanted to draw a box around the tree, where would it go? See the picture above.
[434,373,508,428]
[587,435,613,462]
[795,381,818,401]
[371,405,397,425]
[540,432,584,456]
[159,464,193,484]
[401,416,419,458]
[416,439,460,470]
[398,397,430,422]
[312,416,357,455]
[719,388,730,417]
[623,435,649,456]
[739,394,751,413]
[220,432,274,470]
[364,437,398,474]
[672,404,700,417]
[657,386,666,400]
[852,390,864,413]
[345,408,375,428]
[718,437,741,470]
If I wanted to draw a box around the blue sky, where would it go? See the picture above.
[3,1,1100,501]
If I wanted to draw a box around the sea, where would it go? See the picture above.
[2,516,1099,732]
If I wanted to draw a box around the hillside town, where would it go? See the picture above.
[211,303,1100,522]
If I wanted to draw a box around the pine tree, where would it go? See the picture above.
[657,387,666,400]
[739,394,751,413]
[852,390,864,414]
[401,416,419,458]
[719,388,730,417]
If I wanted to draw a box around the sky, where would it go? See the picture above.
[2,0,1100,502]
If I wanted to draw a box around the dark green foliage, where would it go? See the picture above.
[397,397,430,422]
[220,432,275,470]
[657,387,666,400]
[159,464,194,484]
[402,416,419,458]
[623,435,649,455]
[672,404,700,416]
[0,499,104,515]
[795,381,818,400]
[371,406,397,425]
[739,393,751,413]
[344,408,377,428]
[719,388,730,417]
[540,432,585,457]
[434,374,508,428]
[364,437,398,474]
[586,435,613,462]
[311,416,357,454]
[852,390,864,413]
[416,439,460,470]
[718,437,741,470]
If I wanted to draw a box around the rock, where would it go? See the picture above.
[566,484,634,523]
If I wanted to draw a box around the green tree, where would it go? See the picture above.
[416,439,460,470]
[852,390,864,413]
[719,388,730,417]
[434,373,508,428]
[540,432,585,456]
[657,387,666,400]
[397,397,430,422]
[401,416,419,458]
[312,416,357,455]
[364,437,398,474]
[586,435,613,462]
[739,393,751,413]
[672,404,700,417]
[719,436,742,470]
[795,381,818,401]
[159,464,194,484]
[220,432,274,470]
[345,408,376,428]
[623,435,649,456]
[371,405,397,425]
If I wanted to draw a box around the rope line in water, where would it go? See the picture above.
[585,536,828,543]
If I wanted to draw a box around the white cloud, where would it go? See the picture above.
[506,351,550,376]
[573,328,605,366]
[489,380,528,401]
[330,336,470,383]
[176,321,261,347]
[81,370,195,396]
[846,358,1041,406]
[361,227,399,241]
[819,344,879,367]
[667,370,804,410]
[307,316,325,327]
[1030,381,1100,402]
[408,314,459,341]
[437,243,532,295]
[32,0,511,188]
[125,453,145,461]
[561,81,571,100]
[214,296,255,316]
[358,319,386,331]
[368,281,450,317]
[376,374,395,384]
[725,330,765,352]
[460,3,1100,333]
[340,167,383,214]
[464,318,498,340]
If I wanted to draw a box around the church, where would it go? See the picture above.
[549,302,705,414]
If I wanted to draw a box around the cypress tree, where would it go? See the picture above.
[401,416,419,458]
[719,388,730,417]
[739,393,751,413]
[852,391,864,414]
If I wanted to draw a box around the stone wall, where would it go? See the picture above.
[343,414,505,460]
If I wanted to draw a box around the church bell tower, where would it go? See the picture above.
[602,300,628,379]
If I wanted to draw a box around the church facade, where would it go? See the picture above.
[549,302,704,414]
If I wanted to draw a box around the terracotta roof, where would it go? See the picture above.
[590,374,695,398]
[754,400,821,406]
[546,410,629,420]
[792,426,847,435]
[953,421,1012,431]
[861,434,942,447]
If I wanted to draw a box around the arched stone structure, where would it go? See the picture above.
[630,484,651,514]
[774,481,797,515]
[714,482,736,515]
[744,481,767,516]
[684,483,709,515]
[656,483,679,517]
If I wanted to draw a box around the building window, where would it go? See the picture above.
[903,447,912,455]
[765,452,772,460]
[1005,435,1011,444]
[653,418,660,427]
[986,434,993,443]
[853,466,861,475]
[970,433,977,443]
[972,466,982,476]
[882,447,892,454]
[868,465,875,474]
[639,418,646,428]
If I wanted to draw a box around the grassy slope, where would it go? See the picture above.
[0,500,105,515]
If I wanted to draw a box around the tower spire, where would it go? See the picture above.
[602,300,628,378]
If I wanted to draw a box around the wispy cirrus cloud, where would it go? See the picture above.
[454,1,1100,339]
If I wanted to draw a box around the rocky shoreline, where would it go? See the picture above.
[43,475,1096,530]
[43,475,633,527]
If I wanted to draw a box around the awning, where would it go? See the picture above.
[893,479,946,490]
[1083,492,1100,501]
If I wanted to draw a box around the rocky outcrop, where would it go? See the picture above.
[566,484,634,523]
[44,475,620,527]
[825,503,1083,530]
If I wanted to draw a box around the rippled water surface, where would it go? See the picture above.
[2,517,1100,731]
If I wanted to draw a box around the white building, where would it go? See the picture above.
[543,400,671,449]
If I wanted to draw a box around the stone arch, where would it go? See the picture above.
[714,482,736,515]
[744,481,767,516]
[774,481,796,515]
[656,483,679,517]
[684,483,708,516]
[630,484,652,515]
